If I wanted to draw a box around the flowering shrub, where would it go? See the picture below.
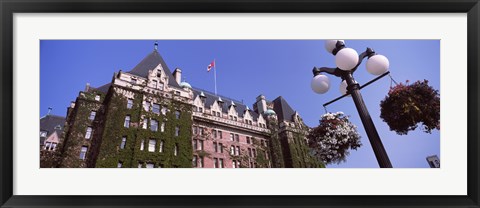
[380,80,440,135]
[308,112,362,165]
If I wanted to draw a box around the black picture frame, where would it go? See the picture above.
[1,0,479,207]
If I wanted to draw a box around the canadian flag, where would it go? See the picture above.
[207,60,215,72]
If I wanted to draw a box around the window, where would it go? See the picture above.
[79,146,88,160]
[152,104,160,114]
[94,95,100,101]
[199,127,204,136]
[236,146,240,156]
[140,139,144,151]
[212,129,217,138]
[85,127,92,139]
[218,131,223,139]
[213,142,217,152]
[230,133,234,141]
[146,163,154,168]
[150,119,158,132]
[44,142,51,150]
[175,91,180,95]
[174,144,178,156]
[199,107,203,112]
[234,116,237,121]
[246,137,251,144]
[193,156,198,167]
[216,112,220,117]
[229,115,233,120]
[117,162,123,168]
[248,148,252,157]
[214,158,218,168]
[131,77,137,84]
[193,139,203,150]
[219,143,223,153]
[159,140,164,152]
[143,102,150,111]
[219,159,224,168]
[199,156,204,168]
[148,139,156,152]
[120,136,127,149]
[89,111,96,120]
[235,134,239,142]
[252,149,257,157]
[158,82,164,90]
[232,160,240,168]
[142,119,148,129]
[175,111,180,119]
[124,116,130,128]
[40,131,47,137]
[193,126,198,135]
[161,106,168,115]
[127,99,133,109]
[160,122,165,132]
[175,127,180,136]
[51,143,57,151]
[152,80,157,88]
[230,146,235,155]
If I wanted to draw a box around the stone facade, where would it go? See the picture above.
[54,47,323,168]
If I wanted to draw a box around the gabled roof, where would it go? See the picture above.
[40,114,66,137]
[127,50,181,88]
[95,83,111,94]
[192,88,261,121]
[271,96,296,122]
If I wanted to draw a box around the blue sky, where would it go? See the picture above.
[40,40,440,168]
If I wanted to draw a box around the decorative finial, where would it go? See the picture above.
[154,41,158,51]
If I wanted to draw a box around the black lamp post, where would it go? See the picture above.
[311,40,393,168]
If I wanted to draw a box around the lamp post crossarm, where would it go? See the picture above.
[322,71,390,108]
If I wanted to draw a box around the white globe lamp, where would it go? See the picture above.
[335,48,359,71]
[324,40,344,54]
[311,74,330,94]
[366,54,390,75]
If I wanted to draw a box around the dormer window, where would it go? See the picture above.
[95,94,101,101]
[158,82,164,91]
[152,80,157,88]
[131,77,137,84]
[156,72,161,78]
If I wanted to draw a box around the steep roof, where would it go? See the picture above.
[192,87,261,121]
[95,83,111,94]
[127,50,181,88]
[40,114,66,138]
[271,96,296,122]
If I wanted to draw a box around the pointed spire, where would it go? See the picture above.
[230,100,236,107]
[200,91,206,97]
[154,41,158,51]
[218,97,223,102]
[246,106,250,111]
[47,107,52,116]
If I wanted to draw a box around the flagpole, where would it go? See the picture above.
[214,59,217,95]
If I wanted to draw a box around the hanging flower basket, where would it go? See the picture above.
[380,80,440,135]
[308,112,362,165]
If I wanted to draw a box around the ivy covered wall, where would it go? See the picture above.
[93,86,193,168]
[59,89,105,168]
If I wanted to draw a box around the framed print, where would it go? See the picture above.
[1,0,479,207]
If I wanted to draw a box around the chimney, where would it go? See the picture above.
[173,68,182,84]
[255,94,267,114]
[85,83,90,92]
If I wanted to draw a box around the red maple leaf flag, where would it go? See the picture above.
[207,60,215,72]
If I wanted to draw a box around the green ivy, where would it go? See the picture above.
[94,87,193,168]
